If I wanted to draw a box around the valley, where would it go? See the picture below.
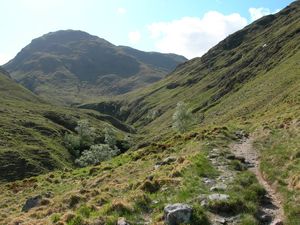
[0,1,299,225]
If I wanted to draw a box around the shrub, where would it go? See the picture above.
[64,134,81,157]
[172,101,193,133]
[75,144,120,167]
[104,127,117,149]
[64,120,95,156]
[75,120,95,148]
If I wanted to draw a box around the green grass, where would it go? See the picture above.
[254,120,300,225]
[0,2,299,225]
[0,71,131,182]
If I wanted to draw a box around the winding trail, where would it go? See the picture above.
[231,138,284,225]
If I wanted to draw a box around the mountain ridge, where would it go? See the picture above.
[4,30,186,104]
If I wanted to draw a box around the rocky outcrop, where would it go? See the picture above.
[22,195,42,212]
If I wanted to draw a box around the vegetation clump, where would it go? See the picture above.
[172,101,193,133]
[64,120,120,167]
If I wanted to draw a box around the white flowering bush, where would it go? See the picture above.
[64,119,95,156]
[75,144,120,167]
[172,101,193,133]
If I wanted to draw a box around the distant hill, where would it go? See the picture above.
[4,30,186,104]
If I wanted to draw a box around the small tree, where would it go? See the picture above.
[64,134,81,157]
[64,119,95,156]
[75,120,95,148]
[75,144,120,167]
[172,101,193,133]
[104,127,117,149]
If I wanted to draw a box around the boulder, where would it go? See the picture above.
[164,203,192,225]
[22,195,42,212]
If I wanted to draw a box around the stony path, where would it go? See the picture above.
[231,138,284,225]
[206,148,239,225]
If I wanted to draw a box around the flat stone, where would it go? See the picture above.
[214,217,226,224]
[202,178,216,186]
[208,194,229,201]
[210,184,227,191]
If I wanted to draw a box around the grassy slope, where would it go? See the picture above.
[0,2,299,225]
[0,126,266,225]
[0,71,131,182]
[78,2,300,224]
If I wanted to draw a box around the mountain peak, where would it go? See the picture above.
[4,30,186,104]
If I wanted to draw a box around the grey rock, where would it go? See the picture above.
[202,177,216,186]
[208,194,229,201]
[156,156,177,167]
[259,214,273,223]
[164,203,192,225]
[117,217,130,225]
[209,153,219,159]
[214,217,226,224]
[210,184,227,191]
[162,156,177,164]
[22,195,42,212]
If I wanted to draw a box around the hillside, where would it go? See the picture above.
[3,30,186,104]
[82,1,300,131]
[77,1,300,224]
[0,67,132,182]
[0,2,299,225]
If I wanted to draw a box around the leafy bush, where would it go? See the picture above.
[75,144,120,167]
[64,120,121,167]
[64,120,95,156]
[64,134,81,157]
[75,119,95,148]
[104,127,117,149]
[172,101,193,133]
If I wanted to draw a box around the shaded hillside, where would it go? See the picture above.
[4,30,186,104]
[0,68,132,182]
[82,1,300,132]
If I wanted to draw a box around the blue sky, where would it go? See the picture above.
[0,0,295,64]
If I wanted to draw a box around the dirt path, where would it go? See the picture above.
[231,138,284,225]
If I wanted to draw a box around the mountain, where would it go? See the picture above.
[0,2,299,225]
[0,67,132,182]
[4,30,186,104]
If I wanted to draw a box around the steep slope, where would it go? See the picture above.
[4,30,186,104]
[78,2,300,224]
[82,1,299,132]
[0,67,132,182]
